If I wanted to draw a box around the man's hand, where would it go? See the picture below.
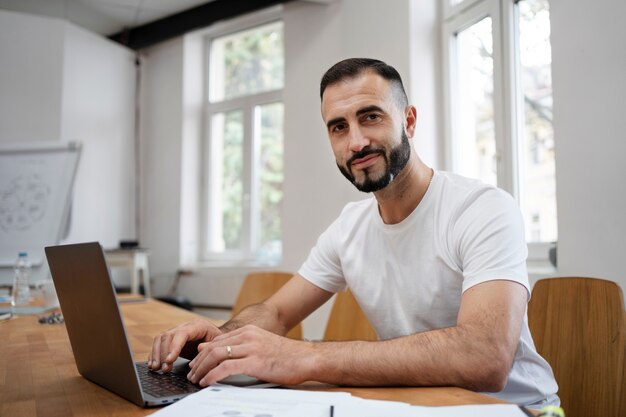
[147,275,330,379]
[149,319,223,372]
[186,324,316,387]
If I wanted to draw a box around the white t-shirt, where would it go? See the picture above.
[298,171,559,407]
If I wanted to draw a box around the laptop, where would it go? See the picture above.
[45,242,263,407]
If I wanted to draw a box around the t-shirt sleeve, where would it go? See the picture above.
[453,187,530,297]
[297,217,347,294]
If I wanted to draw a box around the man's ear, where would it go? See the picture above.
[404,105,418,138]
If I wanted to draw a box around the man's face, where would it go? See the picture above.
[321,72,412,193]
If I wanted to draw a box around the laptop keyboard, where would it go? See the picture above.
[136,362,200,398]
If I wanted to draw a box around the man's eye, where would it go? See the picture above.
[365,114,380,121]
[332,124,347,133]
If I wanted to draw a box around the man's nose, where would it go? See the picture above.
[347,126,370,153]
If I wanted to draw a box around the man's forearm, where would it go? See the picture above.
[307,323,513,392]
[302,281,525,391]
[220,302,290,336]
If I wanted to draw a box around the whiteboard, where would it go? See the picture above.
[0,141,81,284]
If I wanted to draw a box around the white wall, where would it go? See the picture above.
[0,10,64,143]
[139,37,185,289]
[61,24,136,248]
[0,9,136,251]
[550,0,626,288]
[409,0,441,168]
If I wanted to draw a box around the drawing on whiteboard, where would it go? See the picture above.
[0,175,50,232]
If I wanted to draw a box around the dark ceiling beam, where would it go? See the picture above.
[109,0,294,50]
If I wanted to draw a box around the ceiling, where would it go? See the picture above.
[0,0,214,36]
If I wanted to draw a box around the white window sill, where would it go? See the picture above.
[190,259,282,270]
[527,262,557,276]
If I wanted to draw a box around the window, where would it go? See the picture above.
[455,15,497,186]
[517,0,556,243]
[203,19,284,264]
[443,0,556,258]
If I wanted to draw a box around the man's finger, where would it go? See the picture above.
[189,332,245,370]
[159,333,175,371]
[188,342,241,384]
[200,358,249,387]
[166,331,191,363]
[149,334,163,369]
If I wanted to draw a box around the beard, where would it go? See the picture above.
[337,130,411,193]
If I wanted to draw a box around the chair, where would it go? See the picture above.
[324,290,378,341]
[232,271,302,340]
[527,277,626,417]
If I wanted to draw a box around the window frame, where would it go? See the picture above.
[199,8,284,265]
[443,0,489,21]
[442,0,515,194]
[442,0,556,266]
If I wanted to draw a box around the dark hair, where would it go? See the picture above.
[320,58,408,107]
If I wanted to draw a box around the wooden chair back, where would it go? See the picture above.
[324,290,378,341]
[528,277,626,417]
[232,271,302,340]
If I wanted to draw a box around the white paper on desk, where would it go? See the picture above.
[293,397,412,417]
[149,384,354,417]
[332,403,528,417]
[410,404,528,417]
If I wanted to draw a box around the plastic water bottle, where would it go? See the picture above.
[11,252,32,307]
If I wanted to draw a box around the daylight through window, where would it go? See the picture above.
[443,0,557,247]
[204,20,284,264]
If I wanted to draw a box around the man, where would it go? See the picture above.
[149,58,558,407]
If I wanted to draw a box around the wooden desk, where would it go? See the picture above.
[0,299,506,416]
